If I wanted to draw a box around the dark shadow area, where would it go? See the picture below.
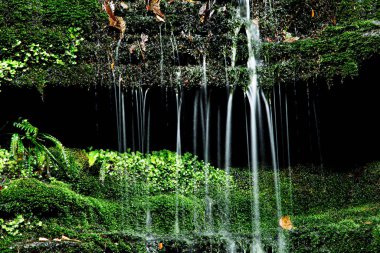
[1,56,379,170]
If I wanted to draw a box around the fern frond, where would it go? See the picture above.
[10,133,24,158]
[42,133,69,168]
[36,149,46,168]
[14,119,38,139]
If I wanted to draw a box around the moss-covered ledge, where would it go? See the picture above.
[259,20,380,88]
[1,0,379,91]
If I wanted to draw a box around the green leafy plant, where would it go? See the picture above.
[0,215,25,237]
[0,149,16,176]
[87,149,232,195]
[7,118,69,179]
[0,27,84,83]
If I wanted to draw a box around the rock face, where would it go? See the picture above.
[0,0,378,91]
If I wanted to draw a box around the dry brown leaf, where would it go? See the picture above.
[147,0,165,22]
[61,235,81,243]
[61,235,70,241]
[39,237,49,242]
[279,216,293,230]
[199,1,216,23]
[155,14,165,22]
[104,0,126,37]
[104,0,116,21]
[283,36,300,43]
[53,238,61,242]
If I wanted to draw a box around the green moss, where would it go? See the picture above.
[0,0,104,30]
[0,178,120,228]
[1,161,380,252]
[260,20,380,87]
[290,204,380,253]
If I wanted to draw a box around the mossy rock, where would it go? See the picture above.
[0,178,120,229]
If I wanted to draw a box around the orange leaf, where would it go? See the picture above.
[158,242,164,250]
[104,0,116,21]
[279,216,293,230]
[311,9,315,18]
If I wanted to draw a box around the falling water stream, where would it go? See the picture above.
[223,88,236,253]
[200,54,213,233]
[262,91,286,253]
[237,0,263,251]
[175,90,182,235]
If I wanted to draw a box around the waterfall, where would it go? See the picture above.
[237,0,287,252]
[284,92,294,215]
[112,38,128,153]
[223,88,236,253]
[237,0,263,251]
[175,90,182,235]
[262,91,286,253]
[131,88,150,154]
[199,54,213,232]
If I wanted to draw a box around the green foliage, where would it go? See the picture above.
[0,28,84,84]
[0,178,119,227]
[290,204,380,253]
[1,119,74,180]
[0,149,16,176]
[0,0,104,30]
[260,20,380,87]
[0,215,25,237]
[337,0,380,23]
[88,149,231,195]
[1,157,380,252]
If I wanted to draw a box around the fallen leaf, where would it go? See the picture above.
[53,238,61,242]
[364,221,372,225]
[104,0,126,37]
[104,0,116,21]
[39,237,49,242]
[61,235,81,242]
[311,9,315,18]
[147,0,165,22]
[279,216,293,230]
[158,242,164,250]
[283,36,299,43]
[155,15,165,22]
[61,235,70,241]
